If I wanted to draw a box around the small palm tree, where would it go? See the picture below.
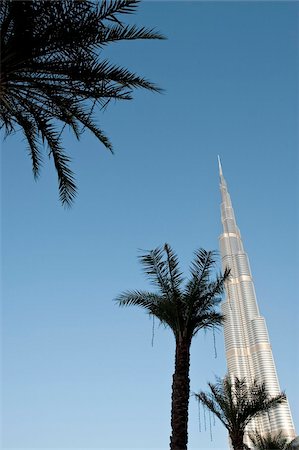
[0,0,164,205]
[195,376,286,450]
[249,432,299,450]
[116,244,230,450]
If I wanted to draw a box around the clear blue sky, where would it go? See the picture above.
[2,2,298,449]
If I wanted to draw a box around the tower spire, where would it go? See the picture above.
[217,155,223,176]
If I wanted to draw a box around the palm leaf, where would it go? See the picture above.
[195,376,286,443]
[97,24,165,44]
[98,0,138,23]
[164,244,184,294]
[249,432,298,450]
[116,290,161,310]
[15,111,42,179]
[117,244,227,340]
[139,246,172,298]
[0,0,163,205]
[185,249,217,298]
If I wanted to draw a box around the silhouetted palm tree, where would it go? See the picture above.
[116,244,230,450]
[195,376,286,450]
[249,432,299,450]
[0,0,164,205]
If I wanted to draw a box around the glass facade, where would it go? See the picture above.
[218,158,296,441]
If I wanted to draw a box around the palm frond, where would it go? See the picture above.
[32,117,77,207]
[192,248,217,277]
[195,387,229,429]
[192,311,224,336]
[204,267,231,300]
[195,376,287,441]
[249,431,297,450]
[15,111,42,179]
[86,59,162,92]
[240,387,286,427]
[98,0,138,23]
[117,245,227,341]
[115,289,179,332]
[185,249,217,298]
[139,246,172,297]
[116,290,161,310]
[0,0,163,205]
[97,24,165,44]
[182,251,228,338]
[164,244,184,294]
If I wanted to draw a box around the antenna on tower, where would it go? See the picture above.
[217,155,223,176]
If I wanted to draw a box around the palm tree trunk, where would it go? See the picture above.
[170,337,191,450]
[230,432,246,450]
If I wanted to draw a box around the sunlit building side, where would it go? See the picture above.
[218,158,296,442]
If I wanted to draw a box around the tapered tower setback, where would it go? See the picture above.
[218,158,296,439]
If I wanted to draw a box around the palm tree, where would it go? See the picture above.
[249,432,299,450]
[195,376,286,450]
[116,244,230,450]
[0,0,164,205]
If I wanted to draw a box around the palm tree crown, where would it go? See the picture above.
[249,432,299,450]
[116,244,230,450]
[195,376,286,450]
[117,244,229,341]
[0,0,164,205]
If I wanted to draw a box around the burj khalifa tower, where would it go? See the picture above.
[218,157,296,440]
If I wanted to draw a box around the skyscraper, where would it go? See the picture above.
[218,157,296,440]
